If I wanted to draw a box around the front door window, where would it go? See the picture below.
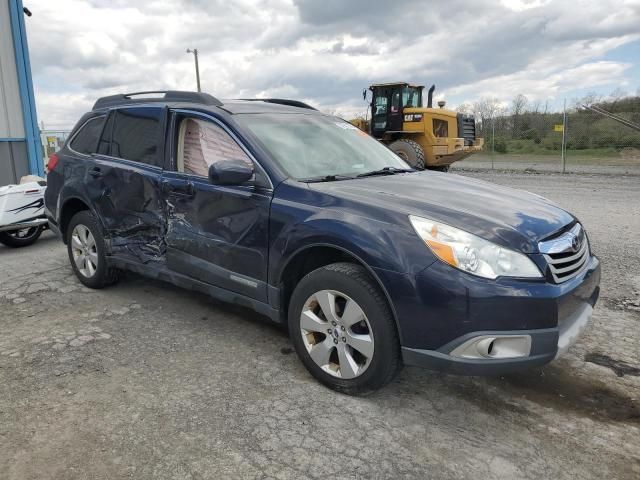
[387,88,403,131]
[178,118,253,177]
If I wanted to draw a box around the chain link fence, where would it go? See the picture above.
[40,129,71,163]
[455,102,640,174]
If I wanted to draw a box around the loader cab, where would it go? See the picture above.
[369,83,424,138]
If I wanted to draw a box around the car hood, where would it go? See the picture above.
[307,171,575,253]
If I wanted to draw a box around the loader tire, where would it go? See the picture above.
[389,139,425,170]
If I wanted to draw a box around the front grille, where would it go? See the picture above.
[456,113,476,146]
[539,224,590,283]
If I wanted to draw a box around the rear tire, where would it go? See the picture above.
[66,210,118,289]
[288,262,402,395]
[0,225,43,248]
[389,139,425,170]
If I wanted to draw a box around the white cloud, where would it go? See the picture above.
[23,0,640,128]
[446,61,632,102]
[500,0,552,11]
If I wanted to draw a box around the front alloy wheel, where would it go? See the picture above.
[288,262,402,394]
[300,290,374,379]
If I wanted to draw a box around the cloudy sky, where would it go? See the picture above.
[23,0,640,129]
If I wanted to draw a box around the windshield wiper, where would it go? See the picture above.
[356,167,414,178]
[301,174,354,183]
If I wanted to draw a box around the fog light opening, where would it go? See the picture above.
[451,335,532,360]
[475,338,496,358]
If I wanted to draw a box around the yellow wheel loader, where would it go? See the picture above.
[350,82,484,171]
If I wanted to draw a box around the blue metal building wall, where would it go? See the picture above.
[8,0,43,176]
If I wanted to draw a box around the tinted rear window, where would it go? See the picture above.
[111,107,163,166]
[69,116,105,155]
[97,112,115,155]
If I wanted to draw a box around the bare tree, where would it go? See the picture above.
[572,91,603,109]
[511,94,528,137]
[582,92,600,106]
[456,102,474,115]
[530,100,541,114]
[512,94,528,115]
[472,98,505,137]
[609,87,627,100]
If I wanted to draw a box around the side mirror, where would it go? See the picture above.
[208,161,254,185]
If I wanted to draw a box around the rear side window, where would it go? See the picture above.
[97,113,115,155]
[69,116,105,155]
[110,107,163,167]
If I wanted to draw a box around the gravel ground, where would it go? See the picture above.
[1,171,639,480]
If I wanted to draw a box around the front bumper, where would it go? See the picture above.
[401,302,594,375]
[374,254,600,375]
[431,140,484,166]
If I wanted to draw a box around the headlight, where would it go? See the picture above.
[409,215,542,279]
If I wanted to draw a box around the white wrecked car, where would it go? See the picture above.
[0,175,48,247]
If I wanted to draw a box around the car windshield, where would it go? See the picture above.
[236,113,410,180]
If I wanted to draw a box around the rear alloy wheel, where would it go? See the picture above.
[288,262,401,394]
[0,226,43,248]
[70,224,99,278]
[389,139,425,170]
[66,210,118,289]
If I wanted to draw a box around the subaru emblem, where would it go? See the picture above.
[571,235,581,252]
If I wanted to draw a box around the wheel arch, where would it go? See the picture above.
[277,243,400,336]
[59,196,93,243]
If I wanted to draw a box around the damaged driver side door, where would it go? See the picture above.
[161,111,272,302]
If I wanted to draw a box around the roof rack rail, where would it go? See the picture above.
[92,90,223,110]
[240,98,317,111]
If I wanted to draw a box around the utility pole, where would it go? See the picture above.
[561,98,567,174]
[186,48,201,92]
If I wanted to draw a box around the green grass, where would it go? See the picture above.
[493,139,623,157]
[466,151,640,167]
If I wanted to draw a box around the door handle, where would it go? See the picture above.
[89,167,102,178]
[162,180,195,197]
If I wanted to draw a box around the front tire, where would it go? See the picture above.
[288,263,402,395]
[0,225,43,248]
[389,139,426,170]
[66,210,118,289]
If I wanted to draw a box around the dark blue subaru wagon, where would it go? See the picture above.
[45,91,600,394]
